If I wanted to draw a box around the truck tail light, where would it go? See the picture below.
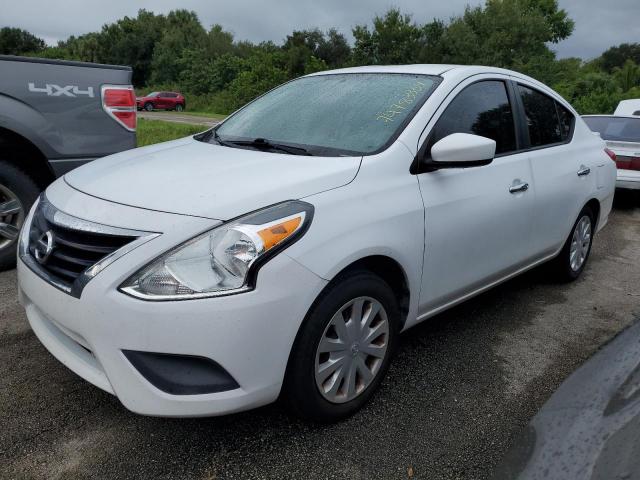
[101,85,136,131]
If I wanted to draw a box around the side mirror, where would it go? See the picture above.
[426,133,496,170]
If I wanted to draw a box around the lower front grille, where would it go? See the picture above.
[21,196,157,298]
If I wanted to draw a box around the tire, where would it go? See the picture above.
[144,102,154,112]
[550,205,595,282]
[0,161,40,270]
[175,103,184,112]
[283,270,399,422]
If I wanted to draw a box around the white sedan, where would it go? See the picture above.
[18,65,616,422]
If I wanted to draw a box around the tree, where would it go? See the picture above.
[317,29,351,67]
[523,0,574,42]
[613,60,640,92]
[282,29,347,75]
[352,9,425,65]
[96,10,168,86]
[59,33,100,63]
[226,51,288,108]
[438,0,573,68]
[598,43,640,73]
[0,27,45,55]
[179,51,247,95]
[206,24,235,58]
[150,10,207,84]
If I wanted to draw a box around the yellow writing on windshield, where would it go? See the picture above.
[376,80,428,123]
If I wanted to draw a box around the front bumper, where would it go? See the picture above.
[617,168,640,190]
[18,184,327,417]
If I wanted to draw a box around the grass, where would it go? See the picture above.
[137,118,208,147]
[180,111,227,121]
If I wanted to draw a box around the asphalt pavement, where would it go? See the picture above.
[1,195,639,480]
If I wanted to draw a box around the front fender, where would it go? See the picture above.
[285,144,425,330]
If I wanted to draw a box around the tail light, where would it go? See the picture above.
[604,148,616,162]
[101,85,136,131]
[616,155,640,171]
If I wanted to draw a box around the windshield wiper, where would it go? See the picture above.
[211,129,233,147]
[225,138,313,156]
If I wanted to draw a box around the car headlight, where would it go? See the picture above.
[120,201,313,300]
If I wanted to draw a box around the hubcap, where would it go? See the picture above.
[0,184,24,250]
[569,215,592,271]
[314,296,389,404]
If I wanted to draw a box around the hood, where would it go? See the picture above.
[64,137,361,220]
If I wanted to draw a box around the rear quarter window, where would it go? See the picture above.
[518,85,574,147]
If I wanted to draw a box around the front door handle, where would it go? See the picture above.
[577,166,591,176]
[509,182,529,194]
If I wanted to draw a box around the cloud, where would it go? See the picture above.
[1,0,637,60]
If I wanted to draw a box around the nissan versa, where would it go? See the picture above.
[17,65,616,422]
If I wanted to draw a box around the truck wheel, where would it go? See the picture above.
[144,103,154,112]
[0,161,40,270]
[283,270,399,422]
[175,103,184,112]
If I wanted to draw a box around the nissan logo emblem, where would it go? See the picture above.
[34,230,55,264]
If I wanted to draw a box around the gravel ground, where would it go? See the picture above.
[0,194,639,480]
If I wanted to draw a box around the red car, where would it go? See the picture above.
[136,91,186,112]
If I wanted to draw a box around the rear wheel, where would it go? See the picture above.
[0,161,39,270]
[550,205,595,281]
[175,103,184,112]
[144,102,154,112]
[283,271,399,422]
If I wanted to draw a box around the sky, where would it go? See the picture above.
[1,0,639,61]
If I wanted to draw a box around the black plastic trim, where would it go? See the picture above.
[123,350,240,395]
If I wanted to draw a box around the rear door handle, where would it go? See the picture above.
[509,182,529,194]
[577,166,591,176]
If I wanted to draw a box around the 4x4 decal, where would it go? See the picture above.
[28,82,95,98]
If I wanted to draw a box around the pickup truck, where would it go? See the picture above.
[0,55,136,270]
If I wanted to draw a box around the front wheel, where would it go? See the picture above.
[175,103,184,112]
[550,205,595,281]
[144,102,154,112]
[283,271,399,422]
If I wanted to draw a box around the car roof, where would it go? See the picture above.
[305,64,568,103]
[305,64,554,91]
[306,64,459,76]
[306,64,534,76]
[617,99,640,106]
[582,114,640,119]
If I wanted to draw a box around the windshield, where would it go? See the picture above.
[212,73,440,156]
[146,92,160,97]
[583,116,640,142]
